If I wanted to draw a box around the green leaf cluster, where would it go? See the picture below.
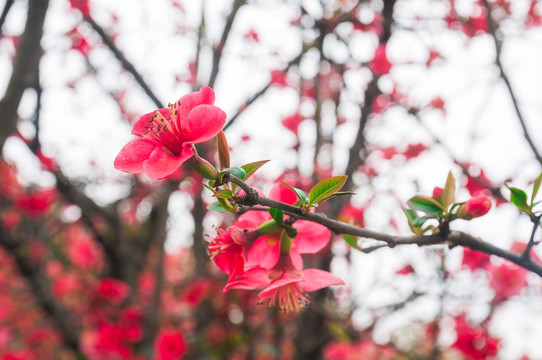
[404,171,464,235]
[206,160,269,213]
[505,173,542,219]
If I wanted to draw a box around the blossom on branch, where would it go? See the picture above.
[225,253,344,313]
[114,87,226,180]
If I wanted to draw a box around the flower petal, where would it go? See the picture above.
[182,104,226,143]
[176,86,215,122]
[114,138,158,174]
[245,235,280,269]
[258,275,302,300]
[142,146,193,180]
[235,210,271,228]
[292,220,331,254]
[299,269,344,292]
[131,108,169,137]
[223,267,270,293]
[269,181,298,205]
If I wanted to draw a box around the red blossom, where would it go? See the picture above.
[243,29,259,42]
[429,96,445,112]
[69,0,90,17]
[369,43,392,75]
[324,339,397,360]
[459,195,492,219]
[489,262,528,303]
[281,112,304,135]
[114,87,226,180]
[432,186,444,200]
[462,247,491,271]
[154,329,187,360]
[14,188,56,218]
[270,70,290,87]
[97,278,129,304]
[452,315,500,359]
[403,143,427,159]
[226,253,344,312]
[426,48,443,67]
[396,264,415,275]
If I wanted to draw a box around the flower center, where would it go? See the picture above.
[142,103,186,156]
[267,282,310,313]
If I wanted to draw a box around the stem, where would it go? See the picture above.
[224,174,542,277]
[523,215,541,260]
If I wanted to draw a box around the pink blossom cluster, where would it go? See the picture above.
[208,182,344,312]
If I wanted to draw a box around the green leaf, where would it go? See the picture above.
[412,216,430,227]
[241,160,270,181]
[505,184,529,211]
[222,167,246,180]
[343,234,361,250]
[283,225,298,238]
[441,171,455,208]
[308,175,348,205]
[407,196,446,214]
[279,181,308,205]
[269,208,284,225]
[208,202,228,213]
[213,189,233,199]
[402,208,423,236]
[532,173,542,206]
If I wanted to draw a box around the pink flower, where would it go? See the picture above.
[281,112,304,135]
[432,186,444,200]
[270,70,290,87]
[97,278,129,304]
[461,247,491,271]
[114,87,226,180]
[208,226,247,281]
[154,329,187,360]
[452,315,500,359]
[369,43,392,75]
[489,262,527,303]
[225,254,344,312]
[245,182,331,269]
[458,195,492,219]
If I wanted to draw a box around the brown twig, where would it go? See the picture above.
[481,0,542,166]
[208,0,247,88]
[83,15,164,108]
[0,0,49,151]
[0,0,14,38]
[225,174,542,277]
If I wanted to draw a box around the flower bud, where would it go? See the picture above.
[432,186,444,200]
[457,195,491,220]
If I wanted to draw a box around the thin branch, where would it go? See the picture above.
[193,0,206,91]
[83,15,164,108]
[0,0,49,151]
[481,0,542,166]
[208,0,247,88]
[522,215,541,260]
[224,174,542,277]
[0,0,14,38]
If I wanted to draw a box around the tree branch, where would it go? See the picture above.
[224,174,542,277]
[208,0,247,88]
[481,0,542,166]
[0,0,49,151]
[83,14,164,108]
[0,0,14,38]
